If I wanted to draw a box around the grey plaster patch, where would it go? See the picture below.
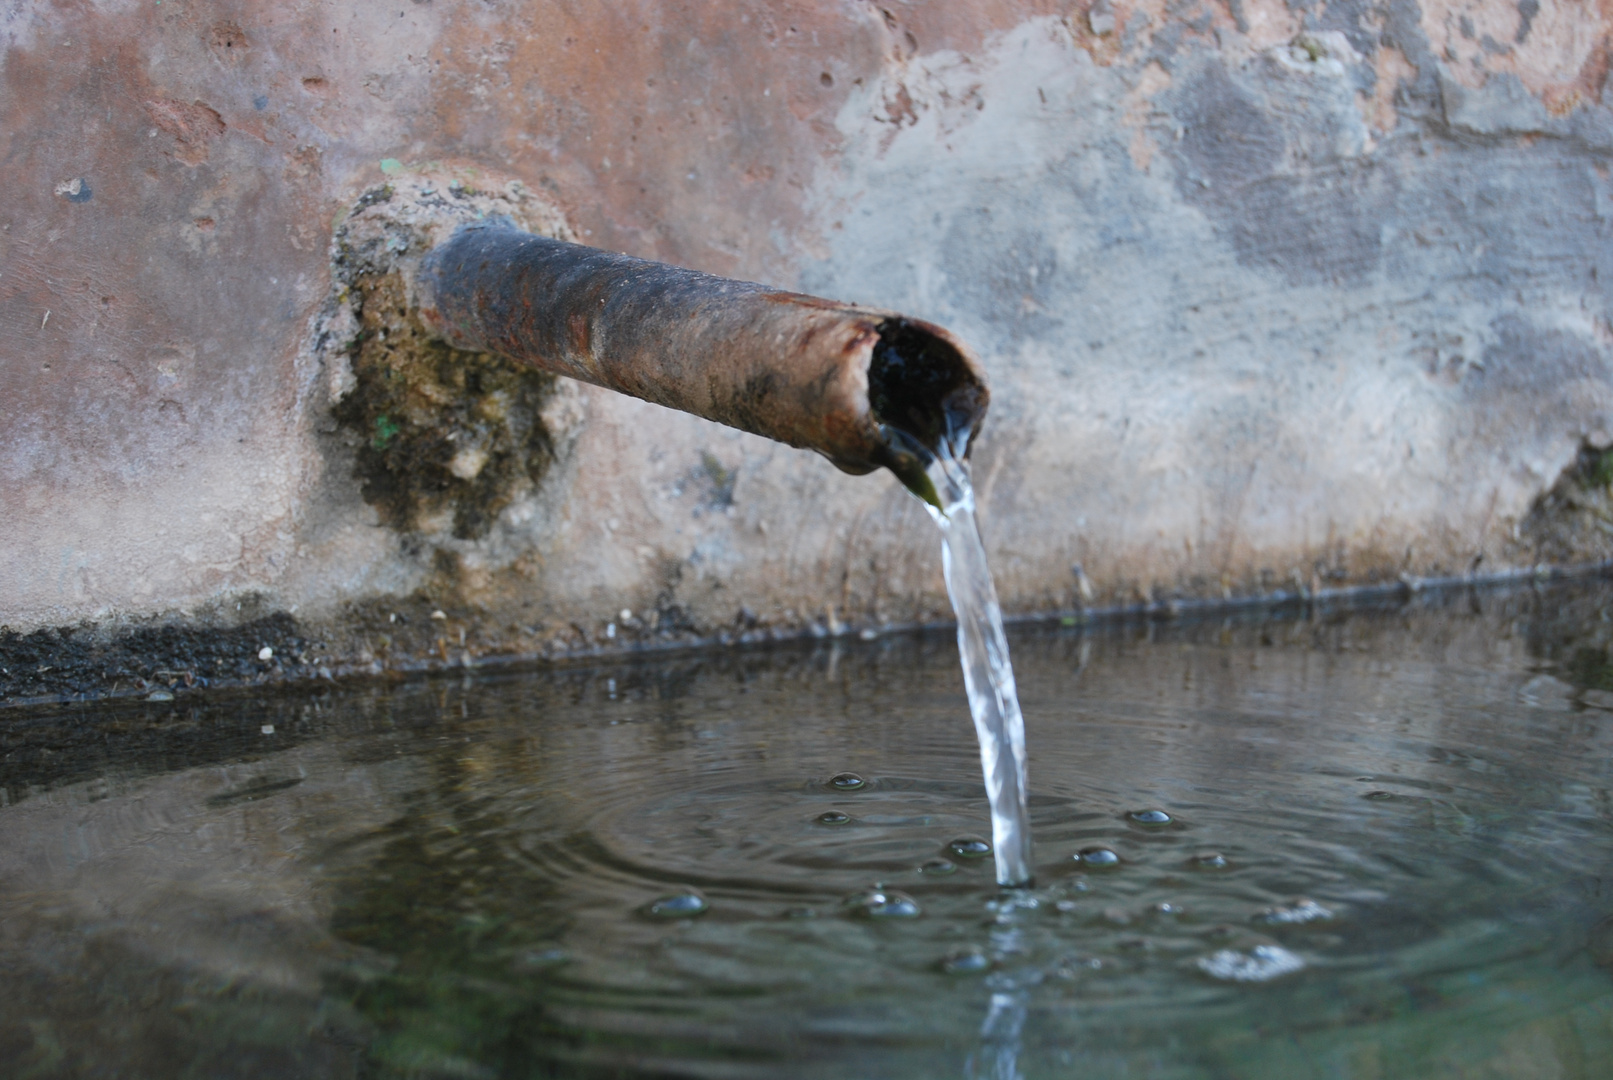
[1379,0,1444,119]
[1516,0,1541,45]
[1165,50,1388,286]
[1171,62,1285,191]
[1312,0,1383,63]
[1464,316,1613,454]
[937,213,1065,341]
[1473,315,1609,398]
[1440,69,1553,137]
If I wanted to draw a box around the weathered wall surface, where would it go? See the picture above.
[3,0,1613,694]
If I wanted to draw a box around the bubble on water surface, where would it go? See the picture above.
[1254,898,1334,925]
[921,858,958,875]
[828,772,866,790]
[1055,954,1106,977]
[940,948,991,974]
[844,887,921,919]
[1189,851,1229,869]
[1364,790,1396,801]
[643,891,708,919]
[948,836,992,860]
[816,811,851,825]
[1128,809,1173,826]
[1197,944,1306,982]
[1077,846,1120,867]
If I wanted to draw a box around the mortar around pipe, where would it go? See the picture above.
[311,165,585,544]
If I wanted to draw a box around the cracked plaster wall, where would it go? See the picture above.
[3,0,1612,674]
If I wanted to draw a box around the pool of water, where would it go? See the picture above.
[5,583,1613,1078]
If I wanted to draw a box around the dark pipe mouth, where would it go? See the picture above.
[868,318,985,507]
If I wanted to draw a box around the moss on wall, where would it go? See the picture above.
[333,266,561,541]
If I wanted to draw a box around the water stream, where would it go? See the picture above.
[918,430,1033,887]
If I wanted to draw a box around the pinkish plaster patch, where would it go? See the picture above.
[1423,0,1611,113]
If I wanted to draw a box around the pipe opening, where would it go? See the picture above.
[868,318,985,506]
[868,318,981,450]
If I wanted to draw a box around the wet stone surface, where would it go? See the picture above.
[3,581,1613,1077]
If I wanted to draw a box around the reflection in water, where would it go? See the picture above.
[967,992,1027,1080]
[2,582,1613,1076]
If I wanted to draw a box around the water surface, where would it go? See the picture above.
[4,583,1613,1078]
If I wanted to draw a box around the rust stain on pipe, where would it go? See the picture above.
[418,220,988,496]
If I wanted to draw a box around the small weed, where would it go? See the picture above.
[1293,34,1326,60]
[372,414,401,451]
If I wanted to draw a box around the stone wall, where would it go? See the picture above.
[4,0,1612,697]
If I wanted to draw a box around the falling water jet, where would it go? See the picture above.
[909,434,1035,888]
[867,321,1034,887]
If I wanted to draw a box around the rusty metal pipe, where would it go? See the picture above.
[417,219,988,502]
